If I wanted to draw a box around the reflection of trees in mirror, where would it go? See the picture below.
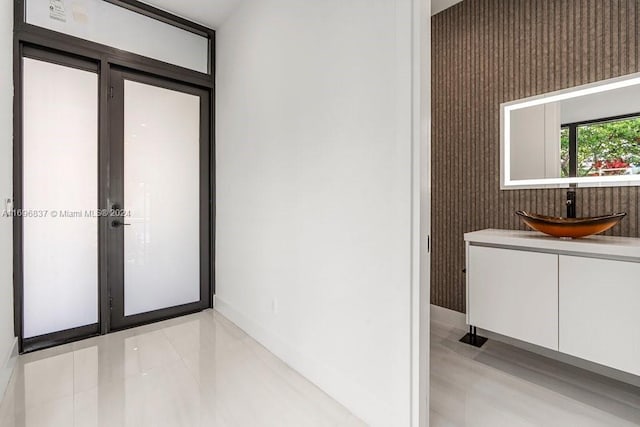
[560,116,640,178]
[560,127,570,177]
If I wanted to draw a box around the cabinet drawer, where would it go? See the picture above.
[468,246,558,350]
[559,255,640,376]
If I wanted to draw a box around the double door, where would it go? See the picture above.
[19,48,211,351]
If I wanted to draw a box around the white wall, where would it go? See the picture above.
[215,0,427,425]
[510,103,561,180]
[0,0,17,397]
[560,83,640,124]
[511,105,547,180]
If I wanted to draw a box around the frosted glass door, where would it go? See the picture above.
[22,56,98,339]
[123,80,200,316]
[109,68,209,329]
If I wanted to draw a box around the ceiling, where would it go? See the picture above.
[432,0,463,15]
[141,0,462,30]
[139,0,246,29]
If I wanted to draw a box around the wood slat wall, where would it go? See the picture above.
[432,0,640,313]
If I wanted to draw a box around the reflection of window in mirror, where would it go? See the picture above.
[503,72,640,188]
[560,114,640,178]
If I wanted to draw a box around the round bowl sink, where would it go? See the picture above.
[515,211,627,239]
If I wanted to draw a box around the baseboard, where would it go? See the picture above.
[213,296,393,426]
[0,337,18,400]
[430,304,640,388]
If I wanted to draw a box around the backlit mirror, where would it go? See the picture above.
[501,72,640,189]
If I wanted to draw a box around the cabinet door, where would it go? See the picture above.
[468,246,558,350]
[559,255,640,376]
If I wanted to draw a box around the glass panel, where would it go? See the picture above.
[26,0,209,73]
[123,80,200,316]
[23,58,98,338]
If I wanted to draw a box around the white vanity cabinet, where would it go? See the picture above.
[467,246,558,350]
[559,255,640,376]
[465,229,640,377]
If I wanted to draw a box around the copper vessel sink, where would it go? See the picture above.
[515,211,627,238]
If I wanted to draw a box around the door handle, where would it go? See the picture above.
[111,220,131,227]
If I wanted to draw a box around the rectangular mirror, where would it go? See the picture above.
[501,72,640,189]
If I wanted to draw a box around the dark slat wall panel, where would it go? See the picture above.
[432,0,640,313]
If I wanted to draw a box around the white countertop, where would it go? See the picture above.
[464,229,640,260]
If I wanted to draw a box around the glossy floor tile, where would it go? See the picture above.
[5,312,639,427]
[431,320,640,427]
[0,311,364,427]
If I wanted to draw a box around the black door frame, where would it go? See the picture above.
[108,67,211,331]
[18,46,103,352]
[13,0,216,353]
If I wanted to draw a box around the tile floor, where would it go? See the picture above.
[0,310,364,427]
[430,319,640,427]
[3,311,640,427]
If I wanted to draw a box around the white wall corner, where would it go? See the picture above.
[0,0,16,404]
[215,0,426,424]
[0,337,18,401]
[543,102,561,179]
[213,296,395,425]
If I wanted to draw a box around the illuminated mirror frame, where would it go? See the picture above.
[501,72,640,190]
